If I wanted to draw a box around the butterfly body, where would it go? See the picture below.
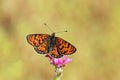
[26,33,76,58]
[47,33,55,53]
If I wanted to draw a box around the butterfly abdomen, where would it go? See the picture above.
[47,33,56,53]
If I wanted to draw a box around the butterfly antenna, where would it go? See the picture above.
[55,30,68,34]
[44,23,54,32]
[44,23,67,34]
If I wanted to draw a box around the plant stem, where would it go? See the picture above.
[53,67,63,80]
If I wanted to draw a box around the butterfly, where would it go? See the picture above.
[26,33,76,58]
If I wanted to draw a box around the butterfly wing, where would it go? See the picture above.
[55,37,76,55]
[48,37,76,58]
[26,34,50,54]
[49,44,63,58]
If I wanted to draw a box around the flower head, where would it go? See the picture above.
[46,55,72,68]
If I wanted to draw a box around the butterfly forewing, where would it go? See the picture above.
[55,37,76,55]
[26,34,50,54]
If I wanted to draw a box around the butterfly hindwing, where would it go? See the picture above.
[49,44,63,58]
[26,34,50,54]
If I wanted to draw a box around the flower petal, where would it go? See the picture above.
[45,54,53,60]
[63,55,67,60]
[63,58,72,65]
[53,58,59,65]
[58,58,63,64]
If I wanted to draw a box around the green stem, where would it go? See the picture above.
[53,67,63,80]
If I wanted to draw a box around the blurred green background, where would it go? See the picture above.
[0,0,120,80]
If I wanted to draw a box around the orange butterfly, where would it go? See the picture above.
[26,33,76,58]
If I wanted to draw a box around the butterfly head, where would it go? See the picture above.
[51,32,55,37]
[51,30,67,37]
